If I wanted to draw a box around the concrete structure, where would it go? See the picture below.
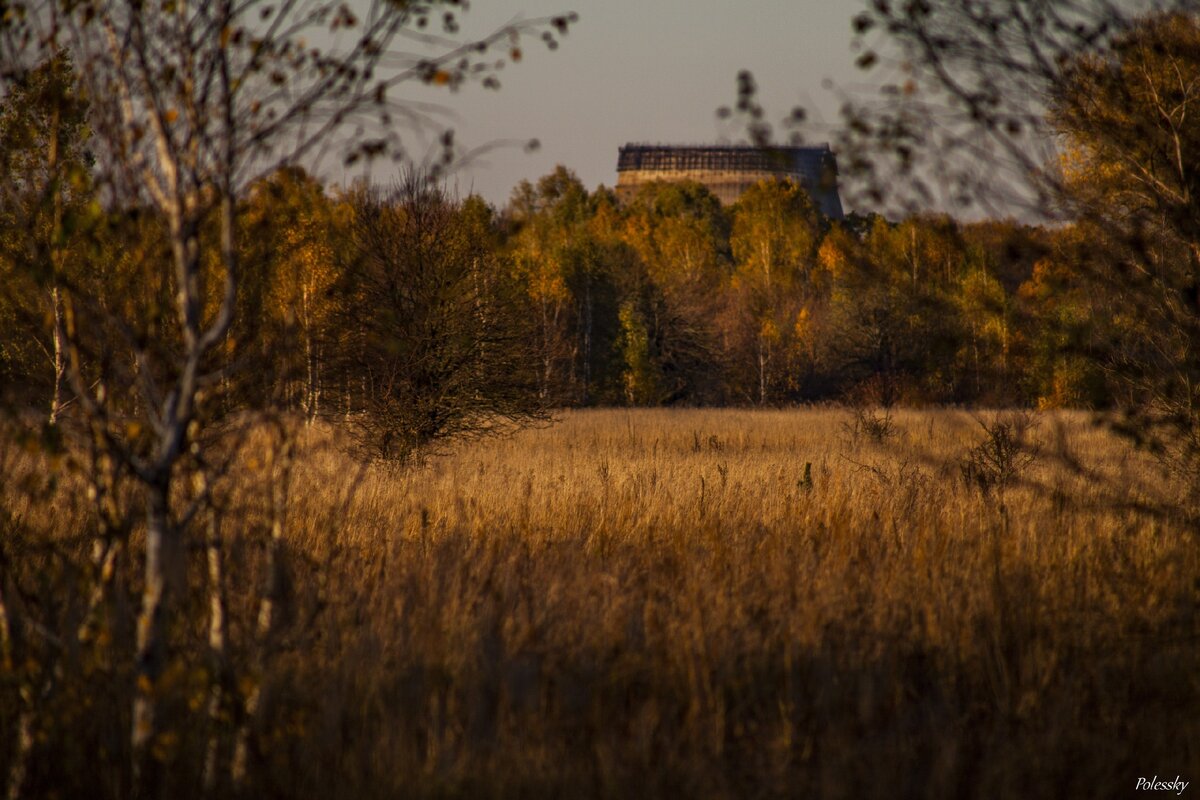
[615,144,844,219]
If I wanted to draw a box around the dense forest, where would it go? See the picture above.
[1,153,1110,436]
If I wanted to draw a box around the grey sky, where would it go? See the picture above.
[366,1,873,208]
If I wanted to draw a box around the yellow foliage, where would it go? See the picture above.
[793,306,811,342]
[759,317,780,343]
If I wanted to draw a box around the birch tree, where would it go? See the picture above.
[0,2,575,796]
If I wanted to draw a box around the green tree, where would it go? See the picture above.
[618,298,662,405]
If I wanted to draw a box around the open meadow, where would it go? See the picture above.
[7,407,1194,799]
[9,2,1200,797]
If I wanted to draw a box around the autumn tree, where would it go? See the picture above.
[826,2,1200,484]
[507,166,651,404]
[237,167,346,418]
[508,166,592,400]
[1046,12,1200,476]
[0,3,576,796]
[619,180,730,403]
[866,215,967,400]
[727,178,822,403]
[955,265,1013,400]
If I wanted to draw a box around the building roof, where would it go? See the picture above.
[615,143,844,219]
[617,144,835,175]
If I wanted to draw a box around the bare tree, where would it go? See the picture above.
[0,2,575,796]
[331,176,550,461]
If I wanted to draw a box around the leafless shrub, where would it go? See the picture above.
[959,412,1040,496]
[842,405,898,445]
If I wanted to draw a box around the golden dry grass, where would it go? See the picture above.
[265,408,1198,799]
[4,408,1199,799]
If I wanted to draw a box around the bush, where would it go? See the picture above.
[959,412,1039,495]
[842,405,898,445]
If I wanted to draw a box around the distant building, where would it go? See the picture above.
[615,143,845,219]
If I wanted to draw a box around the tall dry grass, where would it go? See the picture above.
[3,408,1198,798]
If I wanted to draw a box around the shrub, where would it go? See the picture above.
[959,411,1040,495]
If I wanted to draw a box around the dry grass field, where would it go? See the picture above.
[4,407,1200,798]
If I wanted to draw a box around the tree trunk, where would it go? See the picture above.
[541,300,552,398]
[303,284,317,420]
[132,483,173,799]
[232,437,292,790]
[49,287,65,425]
[47,102,64,426]
[758,337,768,406]
[582,280,593,405]
[202,505,230,796]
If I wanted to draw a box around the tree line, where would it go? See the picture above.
[13,12,1191,468]
[503,168,1109,410]
[1,144,1116,441]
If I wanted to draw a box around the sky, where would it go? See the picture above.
[360,0,874,208]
